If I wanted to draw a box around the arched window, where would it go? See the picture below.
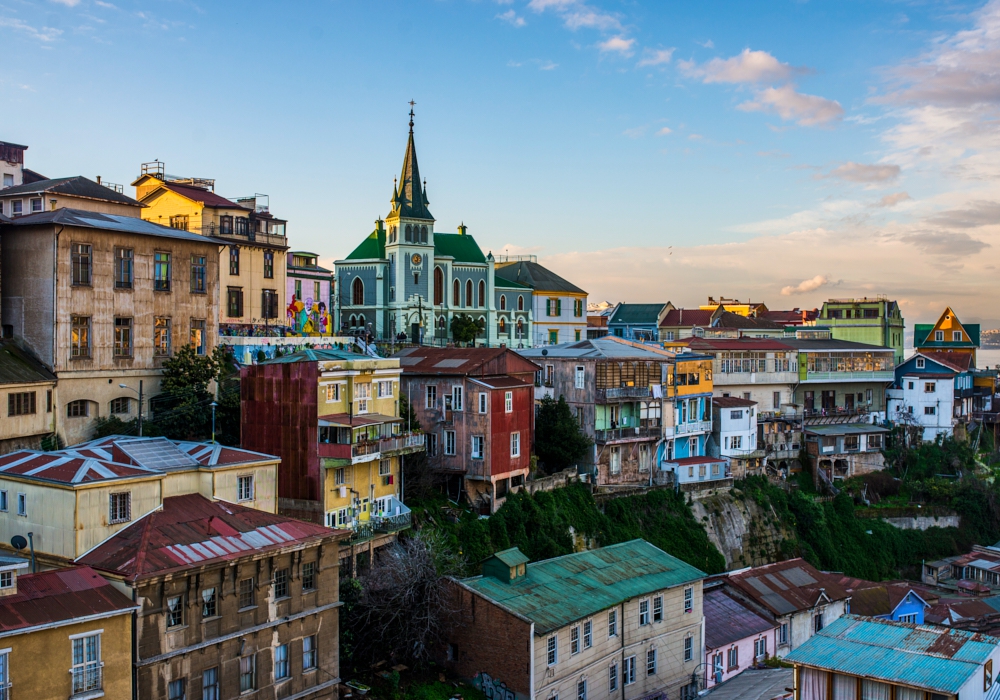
[405,224,413,242]
[453,279,460,306]
[477,316,486,336]
[438,316,446,329]
[517,318,524,337]
[500,295,506,311]
[349,315,357,328]
[518,295,524,311]
[358,314,366,328]
[478,280,486,308]
[466,280,473,308]
[434,267,444,306]
[420,225,428,244]
[499,317,507,335]
[352,277,364,305]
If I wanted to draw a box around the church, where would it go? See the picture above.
[334,113,535,346]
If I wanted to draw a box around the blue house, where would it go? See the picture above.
[849,584,930,624]
[607,303,668,342]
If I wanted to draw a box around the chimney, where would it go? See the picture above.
[96,176,101,185]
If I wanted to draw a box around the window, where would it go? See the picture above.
[263,251,274,279]
[574,298,584,317]
[653,596,663,622]
[580,619,592,649]
[647,648,657,676]
[114,247,134,289]
[109,492,131,524]
[30,197,42,212]
[325,384,340,402]
[335,468,345,485]
[239,654,256,692]
[549,330,559,345]
[780,623,788,645]
[935,330,944,341]
[608,609,618,637]
[0,572,10,590]
[352,277,364,305]
[624,655,636,685]
[466,280,473,307]
[169,215,189,230]
[67,400,89,417]
[547,635,558,666]
[427,433,438,456]
[868,433,883,449]
[845,434,860,450]
[576,679,586,700]
[511,431,520,457]
[377,380,393,398]
[426,385,437,409]
[190,320,206,355]
[166,596,184,627]
[684,635,693,661]
[924,406,936,415]
[10,201,20,217]
[814,613,823,632]
[571,626,580,654]
[262,289,279,319]
[505,391,513,413]
[203,668,220,700]
[731,410,743,420]
[154,252,171,291]
[239,578,255,609]
[229,246,240,275]
[916,358,926,369]
[898,613,917,624]
[684,586,693,613]
[728,646,738,669]
[154,317,172,357]
[478,280,486,307]
[191,255,207,293]
[168,679,185,700]
[731,435,742,450]
[575,365,585,389]
[379,459,391,477]
[0,491,7,512]
[471,435,484,459]
[609,447,621,474]
[479,392,488,413]
[754,637,767,658]
[71,315,91,357]
[303,635,317,671]
[609,663,618,692]
[113,317,133,357]
[452,386,463,411]
[71,243,92,285]
[238,475,254,501]
[71,632,102,695]
[953,330,963,342]
[235,217,249,235]
[302,562,316,591]
[7,392,35,416]
[274,568,289,598]
[202,588,217,618]
[925,382,936,393]
[16,493,25,517]
[639,599,650,625]
[444,430,456,455]
[274,643,289,680]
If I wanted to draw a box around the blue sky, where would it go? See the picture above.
[4,0,999,326]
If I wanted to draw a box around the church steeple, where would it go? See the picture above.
[390,105,433,221]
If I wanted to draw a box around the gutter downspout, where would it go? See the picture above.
[131,585,138,700]
[529,621,535,700]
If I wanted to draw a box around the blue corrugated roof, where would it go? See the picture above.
[785,615,1000,694]
[461,539,706,634]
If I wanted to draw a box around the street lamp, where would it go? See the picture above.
[118,380,144,437]
[210,401,218,444]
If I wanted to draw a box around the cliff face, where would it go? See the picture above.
[690,491,795,569]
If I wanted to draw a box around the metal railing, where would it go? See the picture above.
[352,441,380,459]
[597,386,652,401]
[595,426,661,443]
[71,664,103,697]
[668,419,713,436]
[373,511,412,533]
[379,432,425,453]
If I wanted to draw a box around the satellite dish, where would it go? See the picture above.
[10,536,26,552]
[541,349,548,356]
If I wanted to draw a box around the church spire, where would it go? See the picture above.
[390,102,433,221]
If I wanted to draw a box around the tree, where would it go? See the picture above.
[450,314,480,346]
[151,345,224,441]
[342,532,462,672]
[534,395,593,474]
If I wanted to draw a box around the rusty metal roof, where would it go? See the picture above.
[77,493,346,582]
[704,588,777,649]
[713,396,758,408]
[785,615,1000,694]
[394,346,539,376]
[726,558,850,617]
[0,566,136,636]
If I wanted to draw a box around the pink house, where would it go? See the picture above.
[704,584,779,688]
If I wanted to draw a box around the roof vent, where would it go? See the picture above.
[482,547,530,585]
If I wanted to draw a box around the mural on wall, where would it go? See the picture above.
[474,672,516,700]
[287,298,332,336]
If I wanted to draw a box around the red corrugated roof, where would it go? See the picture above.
[660,309,714,327]
[704,588,777,649]
[0,566,136,634]
[394,346,539,376]
[713,396,757,408]
[920,351,974,373]
[688,338,794,351]
[727,558,850,616]
[159,181,249,210]
[469,376,534,389]
[78,493,346,582]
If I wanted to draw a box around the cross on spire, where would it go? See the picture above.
[408,100,416,133]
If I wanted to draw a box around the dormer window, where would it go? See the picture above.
[915,358,925,369]
[935,330,944,342]
[0,572,11,589]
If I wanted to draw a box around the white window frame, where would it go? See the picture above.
[624,655,636,686]
[547,634,558,666]
[915,358,925,369]
[0,573,11,590]
[570,625,580,655]
[471,435,484,460]
[0,649,9,699]
[479,392,488,414]
[379,459,391,477]
[0,490,7,512]
[575,365,585,389]
[444,430,456,455]
[608,609,618,638]
[16,493,25,517]
[325,384,340,402]
[609,662,618,692]
[639,599,650,625]
[610,447,621,474]
[935,330,944,341]
[452,385,463,412]
[684,586,693,613]
[274,643,290,680]
[653,596,663,622]
[237,475,254,501]
[684,635,693,662]
[504,391,513,413]
[426,385,437,409]
[109,491,131,524]
[303,635,317,671]
[511,431,520,458]
[780,622,789,645]
[582,620,592,648]
[70,630,103,696]
[577,679,586,700]
[647,648,657,676]
[953,330,963,341]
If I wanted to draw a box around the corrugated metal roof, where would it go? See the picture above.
[727,558,849,617]
[805,424,890,436]
[492,548,531,567]
[77,493,346,581]
[258,348,368,364]
[494,260,586,295]
[704,588,777,649]
[517,336,671,361]
[393,346,539,376]
[10,208,221,244]
[0,175,141,206]
[785,615,1000,694]
[0,341,56,385]
[609,304,667,326]
[461,539,705,634]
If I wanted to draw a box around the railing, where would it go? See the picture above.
[373,511,412,533]
[803,406,870,419]
[804,370,894,382]
[348,522,375,544]
[71,664,103,697]
[667,420,712,436]
[595,426,661,443]
[353,441,380,461]
[597,387,652,401]
[379,433,425,453]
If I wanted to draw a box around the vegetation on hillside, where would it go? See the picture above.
[534,396,593,474]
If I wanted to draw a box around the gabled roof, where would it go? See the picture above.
[490,547,530,568]
[394,346,539,376]
[785,615,998,695]
[0,176,141,207]
[495,260,586,295]
[713,396,757,408]
[920,351,974,372]
[848,585,928,617]
[460,539,705,634]
[434,232,487,264]
[0,565,137,637]
[0,341,56,385]
[660,308,714,328]
[146,180,250,210]
[494,273,532,290]
[344,225,386,260]
[704,587,777,649]
[713,310,783,330]
[8,208,223,245]
[77,493,344,582]
[761,309,819,325]
[608,303,667,326]
[726,558,849,617]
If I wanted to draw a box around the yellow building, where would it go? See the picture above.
[0,561,136,700]
[0,435,279,565]
[0,341,57,454]
[699,296,768,317]
[132,163,288,333]
[914,306,980,367]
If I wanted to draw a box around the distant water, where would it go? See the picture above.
[905,346,1000,370]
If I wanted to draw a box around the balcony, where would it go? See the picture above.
[344,498,412,544]
[595,426,661,443]
[803,370,894,383]
[70,664,103,699]
[318,440,380,464]
[379,432,426,455]
[597,386,652,402]
[664,419,712,438]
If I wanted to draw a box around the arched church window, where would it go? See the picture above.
[349,315,357,328]
[434,267,444,306]
[466,280,473,308]
[500,295,506,311]
[352,277,364,305]
[517,318,524,336]
[478,280,485,308]
[518,295,524,311]
[421,225,428,244]
[358,314,366,328]
[453,279,460,306]
[499,317,507,334]
[405,224,412,242]
[438,316,446,329]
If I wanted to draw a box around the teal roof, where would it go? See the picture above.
[461,539,705,634]
[491,548,531,567]
[609,303,666,326]
[494,274,531,290]
[785,615,999,695]
[434,232,487,264]
[914,323,981,348]
[344,227,386,261]
[258,348,368,364]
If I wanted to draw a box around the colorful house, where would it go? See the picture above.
[286,251,334,335]
[709,396,763,479]
[494,257,585,345]
[607,303,669,342]
[704,583,779,688]
[842,584,929,624]
[660,351,725,491]
[914,306,980,367]
[889,351,976,441]
[816,297,905,364]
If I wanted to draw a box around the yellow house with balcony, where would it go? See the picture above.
[661,351,727,486]
[132,162,288,334]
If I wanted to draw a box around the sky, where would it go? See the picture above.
[3,0,1000,328]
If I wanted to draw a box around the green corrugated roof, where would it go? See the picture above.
[914,323,981,347]
[494,274,531,290]
[434,232,487,264]
[491,547,530,567]
[344,227,386,260]
[462,539,705,634]
[609,303,666,326]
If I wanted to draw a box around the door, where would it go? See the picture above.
[804,391,815,411]
[822,390,836,410]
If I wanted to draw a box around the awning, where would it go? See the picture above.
[317,413,402,428]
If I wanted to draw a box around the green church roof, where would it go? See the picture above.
[344,226,386,261]
[434,232,487,264]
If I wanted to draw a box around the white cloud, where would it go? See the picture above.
[697,39,714,49]
[822,162,901,183]
[738,85,844,126]
[656,126,672,136]
[50,0,81,6]
[0,17,63,42]
[538,60,558,71]
[598,36,634,56]
[875,192,912,208]
[496,9,526,27]
[94,0,117,7]
[528,0,576,9]
[528,0,622,32]
[681,48,795,84]
[781,275,828,296]
[637,48,674,67]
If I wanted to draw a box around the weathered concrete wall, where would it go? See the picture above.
[881,515,961,530]
[691,489,796,569]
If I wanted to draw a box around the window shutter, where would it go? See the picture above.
[556,299,562,315]
[546,299,552,316]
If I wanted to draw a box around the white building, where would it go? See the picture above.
[888,351,976,441]
[495,257,588,345]
[710,396,764,479]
